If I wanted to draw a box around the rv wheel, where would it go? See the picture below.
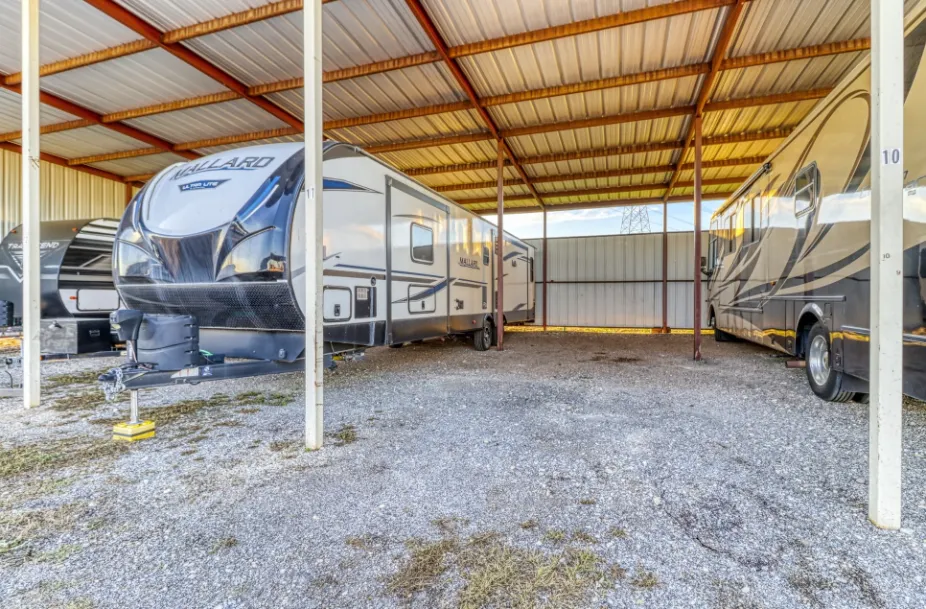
[711,312,731,342]
[805,322,854,402]
[473,318,493,351]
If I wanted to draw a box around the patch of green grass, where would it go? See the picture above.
[209,536,238,554]
[386,533,617,609]
[237,408,260,414]
[50,391,117,413]
[62,599,95,609]
[543,529,567,543]
[0,439,128,480]
[329,423,357,446]
[519,519,538,530]
[387,538,458,598]
[44,369,113,390]
[630,566,659,589]
[264,392,292,406]
[33,544,81,564]
[578,498,597,506]
[0,504,83,559]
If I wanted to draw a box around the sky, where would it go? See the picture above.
[481,199,726,239]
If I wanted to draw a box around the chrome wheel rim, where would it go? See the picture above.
[483,325,491,346]
[808,334,830,386]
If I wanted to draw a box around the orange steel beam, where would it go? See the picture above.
[0,141,125,182]
[404,0,544,208]
[719,37,870,71]
[0,80,198,161]
[82,0,304,130]
[2,40,156,85]
[474,193,737,215]
[174,127,303,152]
[0,119,96,142]
[69,147,163,166]
[703,88,831,112]
[501,106,694,139]
[162,1,333,43]
[124,173,156,183]
[428,157,764,192]
[103,91,242,123]
[665,0,747,200]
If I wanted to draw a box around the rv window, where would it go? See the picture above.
[529,257,535,283]
[794,166,817,217]
[728,214,735,253]
[410,223,434,264]
[744,199,754,244]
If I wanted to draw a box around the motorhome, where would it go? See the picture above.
[705,11,926,402]
[113,141,535,368]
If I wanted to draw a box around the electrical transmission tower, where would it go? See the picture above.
[620,205,651,234]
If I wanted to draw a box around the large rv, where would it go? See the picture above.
[113,141,535,364]
[706,11,926,402]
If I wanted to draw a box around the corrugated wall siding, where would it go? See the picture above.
[1,149,127,239]
[527,232,709,329]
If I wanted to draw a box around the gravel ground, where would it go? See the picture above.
[0,331,924,609]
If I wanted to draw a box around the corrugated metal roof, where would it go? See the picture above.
[88,151,189,177]
[0,88,80,133]
[0,0,911,214]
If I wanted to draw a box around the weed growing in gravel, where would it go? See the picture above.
[519,519,538,530]
[209,537,238,554]
[32,543,81,564]
[388,532,619,608]
[329,423,358,445]
[543,529,567,543]
[608,527,628,539]
[578,498,597,505]
[51,391,119,412]
[903,396,926,411]
[0,438,128,479]
[630,566,659,589]
[571,530,598,544]
[0,504,83,561]
[63,599,96,609]
[44,368,113,390]
[432,517,470,536]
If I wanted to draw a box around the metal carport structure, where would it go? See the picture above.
[1,0,911,528]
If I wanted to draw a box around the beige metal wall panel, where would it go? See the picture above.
[0,0,140,73]
[0,91,79,134]
[40,49,229,115]
[89,152,188,177]
[528,231,709,328]
[124,99,287,144]
[1,148,126,239]
[38,125,151,159]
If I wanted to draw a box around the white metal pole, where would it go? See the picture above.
[869,0,905,529]
[21,0,41,408]
[304,0,324,450]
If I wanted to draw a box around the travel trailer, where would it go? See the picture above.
[111,141,535,385]
[705,13,926,402]
[0,219,120,354]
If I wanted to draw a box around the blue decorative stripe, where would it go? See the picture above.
[392,279,450,304]
[503,252,520,261]
[335,263,386,273]
[323,178,381,193]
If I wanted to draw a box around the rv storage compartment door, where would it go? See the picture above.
[324,287,352,322]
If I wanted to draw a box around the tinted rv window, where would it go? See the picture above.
[794,166,817,217]
[411,224,434,264]
[727,214,735,253]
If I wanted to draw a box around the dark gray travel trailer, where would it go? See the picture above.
[0,219,120,354]
[706,14,926,402]
[109,140,534,386]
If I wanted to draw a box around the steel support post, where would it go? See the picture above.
[496,141,505,350]
[304,0,324,450]
[662,201,669,332]
[868,0,905,529]
[542,209,548,331]
[693,116,704,361]
[21,0,40,408]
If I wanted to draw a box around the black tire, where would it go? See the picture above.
[473,318,493,351]
[853,393,870,404]
[711,311,731,342]
[805,322,854,402]
[389,343,404,349]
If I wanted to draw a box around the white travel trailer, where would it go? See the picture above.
[111,141,535,384]
[705,11,926,402]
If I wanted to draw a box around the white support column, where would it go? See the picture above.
[304,0,324,450]
[21,0,40,408]
[869,0,905,529]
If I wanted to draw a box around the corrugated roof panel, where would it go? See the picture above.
[712,53,864,101]
[674,167,753,184]
[543,187,667,204]
[537,172,669,193]
[0,89,81,134]
[703,100,819,138]
[123,99,287,144]
[40,49,229,115]
[417,167,520,188]
[89,152,189,177]
[506,115,689,158]
[448,184,531,200]
[686,139,784,165]
[39,125,153,159]
[199,134,304,156]
[328,109,486,146]
[487,76,700,130]
[526,149,677,178]
[457,8,720,98]
[0,0,141,74]
[374,139,498,169]
[112,0,279,31]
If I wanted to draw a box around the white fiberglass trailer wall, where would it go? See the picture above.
[114,142,535,359]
